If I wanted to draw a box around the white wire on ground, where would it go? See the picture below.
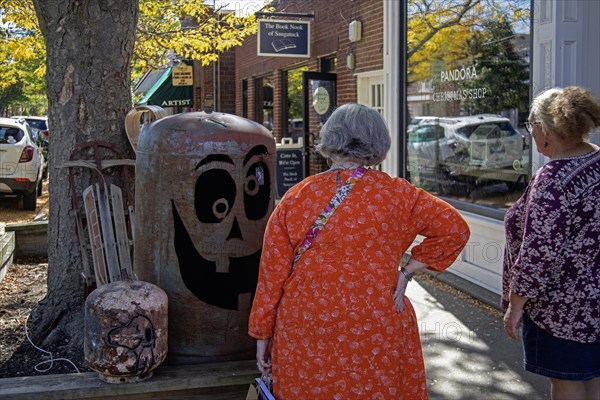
[24,314,81,373]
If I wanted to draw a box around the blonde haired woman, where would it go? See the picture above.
[503,86,600,399]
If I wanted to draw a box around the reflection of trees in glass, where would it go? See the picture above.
[408,0,478,84]
[261,75,274,131]
[287,66,308,119]
[460,18,529,115]
[405,0,531,210]
[407,0,529,84]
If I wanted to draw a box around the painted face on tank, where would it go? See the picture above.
[171,144,271,310]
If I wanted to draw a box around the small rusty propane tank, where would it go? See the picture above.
[84,280,168,383]
[134,110,275,364]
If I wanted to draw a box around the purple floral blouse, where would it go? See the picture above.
[502,149,600,343]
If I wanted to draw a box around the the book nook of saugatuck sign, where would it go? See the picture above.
[257,19,310,57]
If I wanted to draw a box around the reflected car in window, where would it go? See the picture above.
[407,115,527,191]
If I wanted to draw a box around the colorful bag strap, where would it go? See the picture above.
[291,166,367,270]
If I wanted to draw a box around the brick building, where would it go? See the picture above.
[232,0,384,175]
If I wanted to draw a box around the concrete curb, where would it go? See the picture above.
[5,221,48,258]
[424,269,503,312]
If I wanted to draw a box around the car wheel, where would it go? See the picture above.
[23,189,38,211]
[37,179,43,196]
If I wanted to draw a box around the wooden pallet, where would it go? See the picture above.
[0,360,258,400]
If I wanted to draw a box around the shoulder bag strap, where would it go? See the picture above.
[291,166,367,270]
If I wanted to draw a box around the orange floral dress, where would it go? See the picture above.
[249,169,470,400]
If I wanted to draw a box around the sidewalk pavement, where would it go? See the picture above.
[408,274,550,400]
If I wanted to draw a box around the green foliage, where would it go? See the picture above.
[0,0,47,114]
[0,0,266,113]
[459,17,529,114]
[287,66,308,119]
[134,0,261,75]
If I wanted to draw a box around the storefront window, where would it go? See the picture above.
[405,0,531,211]
[255,75,273,131]
[284,66,308,139]
[321,56,337,73]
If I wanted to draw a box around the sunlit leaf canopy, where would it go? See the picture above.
[0,0,44,86]
[407,0,530,84]
[0,0,267,113]
[135,0,261,73]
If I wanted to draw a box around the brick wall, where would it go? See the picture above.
[193,48,237,113]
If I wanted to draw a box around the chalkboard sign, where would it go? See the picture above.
[276,148,304,199]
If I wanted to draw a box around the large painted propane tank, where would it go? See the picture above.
[134,110,275,363]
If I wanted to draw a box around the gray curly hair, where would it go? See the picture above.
[316,103,391,166]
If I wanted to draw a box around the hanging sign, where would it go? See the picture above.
[172,63,193,86]
[257,19,310,57]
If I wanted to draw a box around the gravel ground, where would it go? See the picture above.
[0,259,57,378]
[0,180,61,378]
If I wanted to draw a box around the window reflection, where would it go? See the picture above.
[406,0,531,211]
[256,75,273,132]
[284,66,308,139]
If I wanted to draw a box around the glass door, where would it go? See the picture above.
[302,71,336,175]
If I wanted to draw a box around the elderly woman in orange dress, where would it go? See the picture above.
[249,103,470,399]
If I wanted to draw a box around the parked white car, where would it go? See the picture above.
[0,117,46,210]
[11,116,49,179]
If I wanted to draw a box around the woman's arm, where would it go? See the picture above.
[503,291,529,340]
[510,176,569,300]
[407,186,471,272]
[256,338,272,374]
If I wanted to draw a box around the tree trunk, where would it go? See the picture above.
[29,0,138,366]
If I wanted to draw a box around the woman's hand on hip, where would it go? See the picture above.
[393,259,426,312]
[256,338,272,374]
[393,272,409,312]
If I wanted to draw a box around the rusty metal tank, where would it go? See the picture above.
[134,110,276,364]
[84,280,168,383]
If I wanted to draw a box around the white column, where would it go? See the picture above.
[532,0,600,161]
[382,0,401,177]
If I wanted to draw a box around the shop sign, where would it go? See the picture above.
[276,148,304,198]
[172,63,193,86]
[257,19,310,58]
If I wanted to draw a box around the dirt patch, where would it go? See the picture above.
[0,180,49,224]
[0,257,87,379]
[0,181,69,378]
[0,258,59,378]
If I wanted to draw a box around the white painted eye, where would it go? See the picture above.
[245,175,259,196]
[212,198,230,219]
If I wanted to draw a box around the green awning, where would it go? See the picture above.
[139,68,193,108]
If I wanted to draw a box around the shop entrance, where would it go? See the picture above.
[302,72,336,175]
